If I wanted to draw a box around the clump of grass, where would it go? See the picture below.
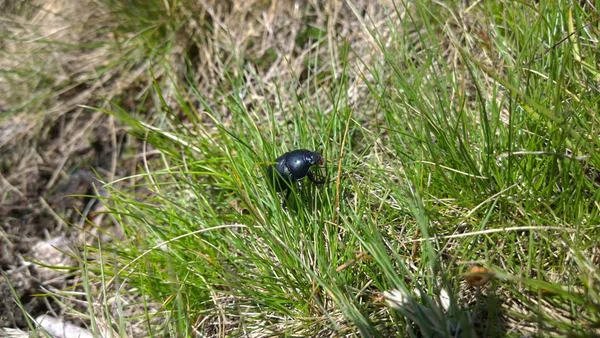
[84,0,600,337]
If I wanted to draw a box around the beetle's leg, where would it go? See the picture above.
[308,169,325,185]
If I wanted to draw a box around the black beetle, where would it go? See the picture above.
[267,149,325,193]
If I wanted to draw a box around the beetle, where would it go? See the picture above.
[267,149,325,194]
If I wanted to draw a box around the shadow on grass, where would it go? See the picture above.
[469,285,508,338]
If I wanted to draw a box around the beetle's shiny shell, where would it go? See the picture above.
[267,149,322,191]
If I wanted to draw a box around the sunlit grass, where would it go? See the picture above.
[11,0,596,336]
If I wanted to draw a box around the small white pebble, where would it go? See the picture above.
[35,315,93,338]
[439,288,451,311]
[383,289,412,309]
[30,237,76,281]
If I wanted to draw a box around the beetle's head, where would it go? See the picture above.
[306,151,324,166]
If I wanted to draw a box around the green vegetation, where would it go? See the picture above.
[2,0,599,337]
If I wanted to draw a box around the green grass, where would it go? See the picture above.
[74,0,600,337]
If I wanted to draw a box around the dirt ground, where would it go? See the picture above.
[1,1,139,321]
[1,119,134,327]
[0,0,210,330]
